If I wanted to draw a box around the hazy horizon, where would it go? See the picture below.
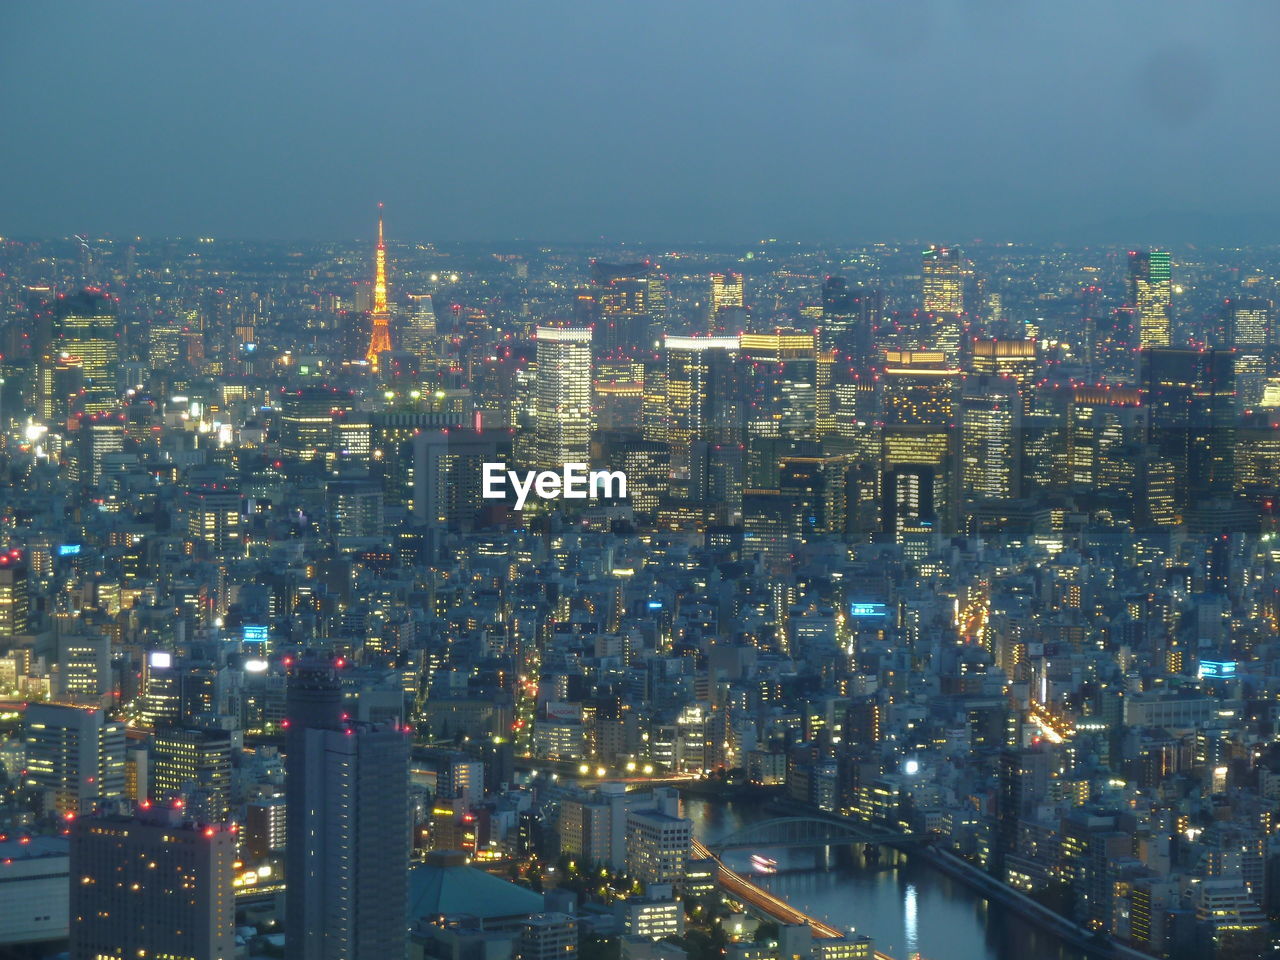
[4,2,1280,243]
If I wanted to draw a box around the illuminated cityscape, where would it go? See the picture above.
[3,223,1280,960]
[2,5,1279,960]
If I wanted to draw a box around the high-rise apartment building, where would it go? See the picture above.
[559,782,629,871]
[0,550,30,636]
[186,482,243,557]
[23,703,125,816]
[245,793,287,860]
[285,660,409,960]
[624,788,692,886]
[56,631,111,703]
[70,807,236,960]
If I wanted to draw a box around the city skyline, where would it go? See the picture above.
[4,224,1280,960]
[6,5,1280,960]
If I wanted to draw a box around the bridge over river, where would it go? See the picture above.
[704,814,918,856]
[691,836,906,960]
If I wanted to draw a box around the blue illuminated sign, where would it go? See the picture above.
[1199,659,1237,679]
[849,602,889,619]
[57,544,81,556]
[243,624,269,644]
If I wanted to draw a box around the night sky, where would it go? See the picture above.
[2,1,1277,243]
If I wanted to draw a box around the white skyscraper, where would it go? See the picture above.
[534,326,593,470]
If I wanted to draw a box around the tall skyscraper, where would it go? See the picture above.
[533,325,593,470]
[1093,306,1137,383]
[147,316,187,369]
[1129,250,1173,348]
[1224,297,1271,411]
[880,350,960,535]
[821,275,854,325]
[960,377,1022,504]
[53,291,119,414]
[1141,347,1236,510]
[285,660,409,960]
[412,427,509,543]
[819,276,880,362]
[370,409,472,507]
[68,411,125,486]
[921,246,964,314]
[23,702,125,816]
[664,335,741,483]
[969,339,1038,417]
[185,482,243,557]
[591,260,655,353]
[139,651,182,728]
[70,806,236,960]
[1064,387,1145,491]
[403,292,438,364]
[365,205,394,371]
[921,246,965,360]
[36,350,84,425]
[280,386,352,461]
[738,330,820,441]
[709,272,745,332]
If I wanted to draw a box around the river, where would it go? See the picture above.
[682,797,1090,960]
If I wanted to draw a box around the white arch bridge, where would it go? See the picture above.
[705,816,920,854]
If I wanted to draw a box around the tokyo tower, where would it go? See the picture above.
[365,203,393,370]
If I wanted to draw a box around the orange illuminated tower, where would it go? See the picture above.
[365,203,393,370]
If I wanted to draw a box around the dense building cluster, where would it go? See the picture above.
[1,227,1279,960]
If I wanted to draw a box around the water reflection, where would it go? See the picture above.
[683,797,1089,960]
[903,882,918,956]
